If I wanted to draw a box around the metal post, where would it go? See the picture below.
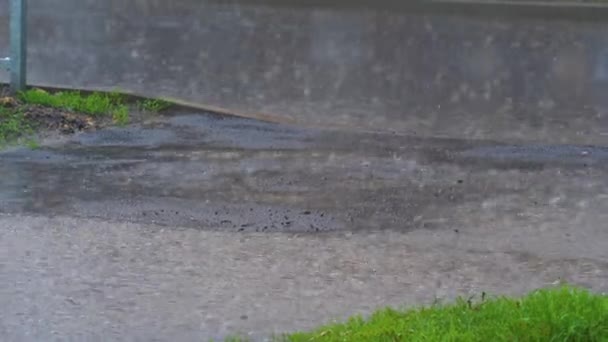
[9,0,26,93]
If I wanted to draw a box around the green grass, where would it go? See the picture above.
[1,88,136,146]
[25,138,40,149]
[112,104,130,126]
[18,88,130,123]
[1,89,175,147]
[138,98,172,112]
[18,89,173,125]
[0,107,30,146]
[244,286,607,342]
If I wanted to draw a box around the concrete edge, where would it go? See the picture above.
[222,0,608,21]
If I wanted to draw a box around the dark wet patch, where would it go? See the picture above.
[70,199,344,233]
[168,114,317,150]
[458,144,608,168]
[2,111,608,233]
[74,127,177,147]
[0,149,77,163]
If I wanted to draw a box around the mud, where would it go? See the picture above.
[22,105,96,134]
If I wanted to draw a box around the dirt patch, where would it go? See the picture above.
[1,95,102,134]
[23,105,99,134]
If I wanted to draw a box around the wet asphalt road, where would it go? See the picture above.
[0,111,607,341]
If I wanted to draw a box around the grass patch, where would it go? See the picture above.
[256,286,607,342]
[25,138,40,149]
[138,98,172,112]
[2,89,178,148]
[19,88,130,124]
[112,105,130,126]
[0,106,30,146]
[0,88,149,147]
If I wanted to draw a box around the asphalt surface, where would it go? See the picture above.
[1,111,607,341]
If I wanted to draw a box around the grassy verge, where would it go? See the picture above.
[227,286,607,342]
[18,88,131,125]
[0,106,31,145]
[138,98,172,112]
[0,88,173,147]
